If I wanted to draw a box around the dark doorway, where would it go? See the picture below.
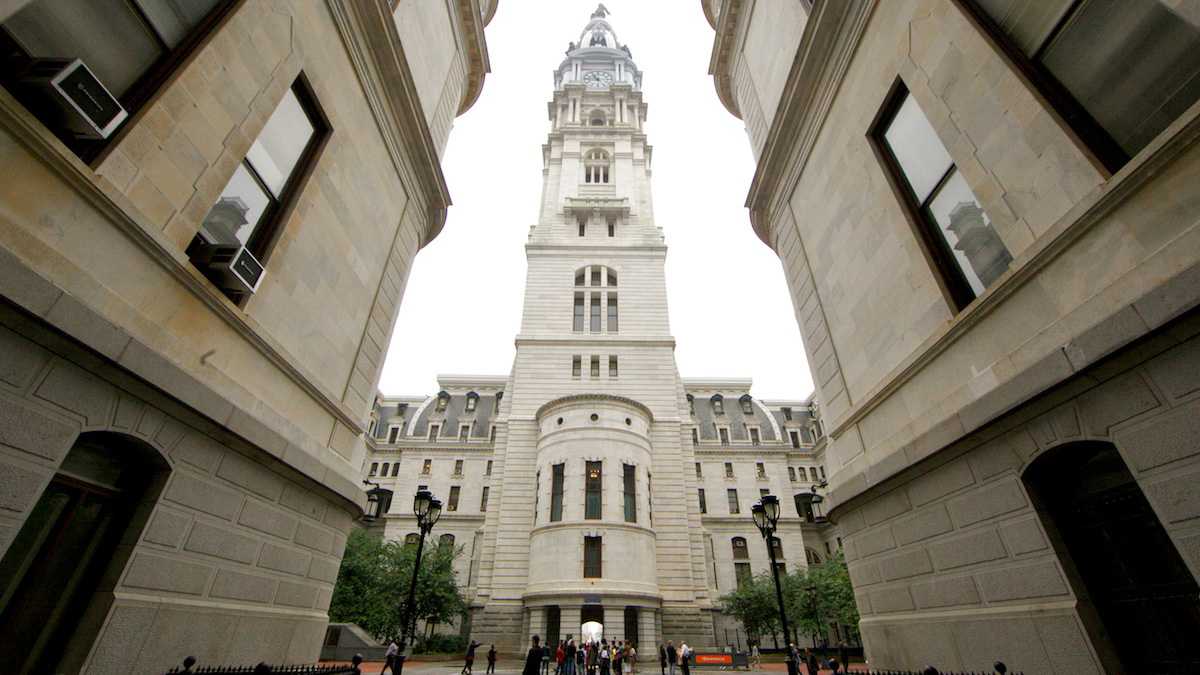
[1024,441,1200,673]
[0,433,169,674]
[546,605,561,648]
[623,606,639,648]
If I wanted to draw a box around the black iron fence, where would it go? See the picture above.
[836,664,1018,675]
[164,655,362,674]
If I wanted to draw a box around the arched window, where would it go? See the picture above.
[731,537,749,560]
[739,394,754,415]
[805,548,823,565]
[584,149,610,184]
[1025,440,1200,671]
[571,266,618,333]
[465,391,479,412]
[405,533,420,547]
[589,109,606,126]
[711,394,725,415]
[435,391,449,412]
[0,432,169,672]
[439,533,456,549]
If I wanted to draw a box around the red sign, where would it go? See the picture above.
[694,654,733,665]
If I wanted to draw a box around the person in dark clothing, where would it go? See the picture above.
[463,640,481,675]
[666,641,677,675]
[524,636,545,675]
[566,637,577,675]
[487,645,498,674]
[804,648,819,675]
[838,641,849,671]
[659,643,667,675]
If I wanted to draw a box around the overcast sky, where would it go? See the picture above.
[377,0,814,401]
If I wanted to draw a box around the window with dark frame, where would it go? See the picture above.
[387,426,400,444]
[0,0,237,161]
[962,0,1200,174]
[550,462,565,522]
[572,355,582,377]
[187,74,330,302]
[590,293,601,332]
[574,293,585,331]
[480,486,489,512]
[698,488,707,514]
[583,536,602,578]
[454,459,464,475]
[585,460,602,519]
[870,79,1011,312]
[724,461,734,478]
[727,488,740,514]
[609,355,618,378]
[607,295,618,333]
[623,463,637,523]
[590,355,600,378]
[391,463,400,477]
[369,462,378,477]
[447,486,460,512]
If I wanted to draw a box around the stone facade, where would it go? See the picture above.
[361,8,832,655]
[704,0,1200,671]
[0,0,494,671]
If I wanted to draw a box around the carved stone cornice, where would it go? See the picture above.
[455,0,492,115]
[536,394,655,423]
[707,0,744,119]
[328,0,451,246]
[701,0,718,29]
[744,0,876,248]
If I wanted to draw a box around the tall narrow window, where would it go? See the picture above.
[480,486,490,512]
[756,462,766,478]
[578,215,587,237]
[428,425,439,441]
[691,428,699,445]
[380,462,391,475]
[550,463,565,522]
[585,461,602,519]
[447,486,460,512]
[724,462,734,478]
[788,467,797,482]
[790,430,800,449]
[486,460,493,476]
[749,428,761,446]
[607,218,615,237]
[435,392,449,412]
[534,470,540,522]
[465,392,478,412]
[369,462,378,476]
[782,407,793,421]
[698,488,707,514]
[607,295,618,333]
[872,82,1011,310]
[574,293,585,332]
[719,428,730,446]
[583,536,602,578]
[572,355,582,378]
[727,488,740,514]
[590,293,601,332]
[388,426,400,444]
[740,395,754,415]
[968,0,1200,173]
[695,462,702,478]
[489,426,497,443]
[422,459,432,474]
[454,459,464,475]
[609,355,618,378]
[391,463,400,477]
[590,356,600,378]
[623,464,637,523]
[712,395,724,415]
[687,394,696,416]
[591,268,602,286]
[732,537,751,589]
[458,425,470,442]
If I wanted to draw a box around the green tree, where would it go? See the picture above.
[330,528,467,643]
[782,551,859,648]
[718,573,781,641]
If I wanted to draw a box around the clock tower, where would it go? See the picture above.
[468,5,717,654]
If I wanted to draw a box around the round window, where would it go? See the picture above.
[590,413,599,422]
[625,418,632,426]
[557,417,564,426]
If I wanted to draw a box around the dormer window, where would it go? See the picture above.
[435,391,449,413]
[782,406,793,421]
[465,392,479,413]
[739,394,754,415]
[711,395,724,416]
[584,149,610,184]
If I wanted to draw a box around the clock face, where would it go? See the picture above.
[583,71,613,89]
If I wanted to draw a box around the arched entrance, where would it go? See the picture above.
[1024,441,1200,672]
[0,432,170,674]
[581,605,604,643]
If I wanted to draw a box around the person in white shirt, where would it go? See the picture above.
[382,640,400,675]
[678,643,691,675]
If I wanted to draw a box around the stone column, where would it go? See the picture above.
[562,605,583,643]
[640,609,658,653]
[530,606,547,643]
[606,605,625,645]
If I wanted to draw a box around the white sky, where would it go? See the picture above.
[377,0,813,401]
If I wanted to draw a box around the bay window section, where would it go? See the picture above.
[872,82,1011,311]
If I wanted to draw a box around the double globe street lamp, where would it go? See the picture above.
[751,495,798,675]
[363,483,442,675]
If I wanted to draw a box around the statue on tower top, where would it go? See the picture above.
[591,3,609,19]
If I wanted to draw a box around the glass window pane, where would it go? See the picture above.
[199,163,271,246]
[245,89,315,197]
[927,169,1012,296]
[6,0,163,97]
[133,0,222,47]
[883,94,954,204]
[1040,0,1200,157]
[974,0,1074,57]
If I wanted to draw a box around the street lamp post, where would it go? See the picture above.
[397,489,442,675]
[752,495,798,675]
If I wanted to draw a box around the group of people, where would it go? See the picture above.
[657,641,692,675]
[782,641,851,675]
[550,635,639,675]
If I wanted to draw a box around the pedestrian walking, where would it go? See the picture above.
[488,644,498,674]
[749,642,760,671]
[566,638,577,675]
[623,640,637,674]
[524,636,545,675]
[577,640,586,675]
[658,643,667,675]
[612,639,623,675]
[666,641,677,675]
[838,641,849,671]
[600,640,611,675]
[462,640,481,675]
[678,642,691,675]
[804,648,818,675]
[381,640,399,675]
[557,641,566,675]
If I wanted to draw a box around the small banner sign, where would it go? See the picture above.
[694,654,733,666]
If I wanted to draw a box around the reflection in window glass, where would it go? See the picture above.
[246,90,315,197]
[199,163,271,246]
[927,170,1012,295]
[883,95,953,203]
